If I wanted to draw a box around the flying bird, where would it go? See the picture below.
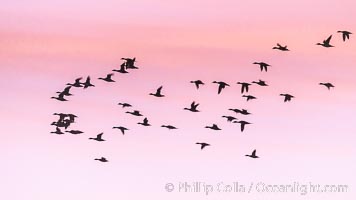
[95,157,108,162]
[126,110,143,116]
[149,86,165,97]
[233,120,251,132]
[196,142,210,150]
[280,94,295,102]
[252,80,268,86]
[118,103,132,108]
[184,101,200,112]
[245,149,259,158]
[237,82,251,93]
[212,81,230,94]
[113,126,129,135]
[242,95,257,101]
[98,73,115,82]
[138,118,151,126]
[222,116,237,122]
[319,82,335,90]
[229,108,251,115]
[89,133,105,142]
[161,125,178,130]
[83,76,95,89]
[253,62,270,72]
[66,77,83,87]
[272,43,289,51]
[113,63,129,74]
[337,31,352,41]
[316,35,334,47]
[65,130,83,134]
[190,80,205,89]
[205,124,221,130]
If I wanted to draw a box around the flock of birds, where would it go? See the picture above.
[51,30,351,162]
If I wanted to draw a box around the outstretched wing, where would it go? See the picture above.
[157,86,163,94]
[251,150,256,157]
[325,35,332,44]
[107,73,114,79]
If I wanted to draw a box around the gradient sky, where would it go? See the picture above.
[1,0,355,199]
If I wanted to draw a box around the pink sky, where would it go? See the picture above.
[1,0,355,199]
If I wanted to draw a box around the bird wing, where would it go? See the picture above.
[120,63,126,70]
[191,101,197,109]
[277,43,282,47]
[325,35,332,44]
[97,133,103,139]
[107,73,114,79]
[65,86,72,92]
[75,77,83,83]
[252,150,256,156]
[157,86,163,94]
[241,123,245,132]
[143,118,148,124]
[218,84,224,94]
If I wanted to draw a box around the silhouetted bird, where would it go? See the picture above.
[229,108,251,115]
[121,57,138,69]
[126,110,143,116]
[319,82,335,90]
[138,118,151,126]
[196,142,210,150]
[89,133,105,141]
[113,126,129,135]
[212,81,230,94]
[149,86,165,97]
[233,120,251,132]
[222,116,237,122]
[337,31,352,41]
[252,80,268,86]
[253,62,270,72]
[118,103,132,108]
[184,101,200,112]
[245,150,259,158]
[51,92,68,101]
[190,80,205,89]
[205,124,221,130]
[316,35,334,47]
[237,82,251,93]
[67,77,83,87]
[83,76,95,89]
[57,86,73,96]
[272,43,289,51]
[161,125,178,130]
[280,94,294,102]
[242,95,257,101]
[50,127,65,135]
[98,73,115,82]
[65,130,83,134]
[113,63,129,73]
[95,157,108,162]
